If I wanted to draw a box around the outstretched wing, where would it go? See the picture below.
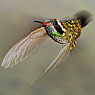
[2,27,48,68]
[31,43,71,85]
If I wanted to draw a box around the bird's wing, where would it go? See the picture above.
[31,42,71,85]
[2,27,48,68]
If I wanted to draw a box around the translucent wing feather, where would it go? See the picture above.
[2,27,48,68]
[31,43,71,85]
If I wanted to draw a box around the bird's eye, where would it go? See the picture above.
[54,21,58,25]
[52,20,58,25]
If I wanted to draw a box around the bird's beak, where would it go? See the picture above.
[34,20,43,24]
[34,20,50,25]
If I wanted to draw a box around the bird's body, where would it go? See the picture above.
[43,18,81,50]
[1,10,92,84]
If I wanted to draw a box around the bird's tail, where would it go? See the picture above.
[74,10,92,28]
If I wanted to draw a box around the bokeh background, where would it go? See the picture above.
[0,0,95,95]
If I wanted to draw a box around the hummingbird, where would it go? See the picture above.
[1,10,92,84]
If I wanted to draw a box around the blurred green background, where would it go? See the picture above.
[0,0,95,95]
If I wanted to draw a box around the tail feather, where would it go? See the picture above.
[74,10,92,28]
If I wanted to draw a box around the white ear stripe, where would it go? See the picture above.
[57,20,66,32]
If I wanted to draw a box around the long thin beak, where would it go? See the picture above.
[34,20,43,24]
[34,20,50,25]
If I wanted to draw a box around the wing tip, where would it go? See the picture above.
[1,62,9,69]
[1,60,5,67]
[1,59,11,69]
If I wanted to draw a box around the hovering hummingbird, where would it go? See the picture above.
[1,10,92,84]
